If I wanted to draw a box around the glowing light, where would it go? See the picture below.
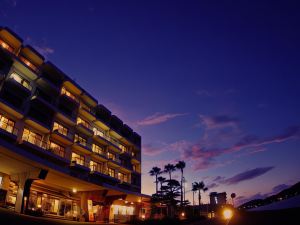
[181,212,185,217]
[141,214,145,219]
[72,188,77,193]
[138,198,141,203]
[37,204,41,208]
[131,202,134,205]
[125,200,128,204]
[223,209,233,220]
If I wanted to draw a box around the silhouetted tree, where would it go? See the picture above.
[193,181,208,206]
[231,193,236,207]
[157,176,166,191]
[176,160,186,206]
[149,167,162,194]
[164,164,176,180]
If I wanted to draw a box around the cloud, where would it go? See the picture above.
[207,183,219,189]
[33,45,54,56]
[143,143,167,156]
[199,114,239,130]
[181,125,300,170]
[220,166,274,185]
[137,112,187,126]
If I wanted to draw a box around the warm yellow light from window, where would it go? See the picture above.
[1,42,8,49]
[223,208,233,220]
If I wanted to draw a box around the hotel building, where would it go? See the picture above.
[0,27,150,222]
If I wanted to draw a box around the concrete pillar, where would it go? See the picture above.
[65,146,72,161]
[13,172,29,213]
[15,120,25,143]
[80,192,88,221]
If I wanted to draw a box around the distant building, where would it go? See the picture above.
[210,192,227,205]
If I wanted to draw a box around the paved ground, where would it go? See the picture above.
[0,207,299,225]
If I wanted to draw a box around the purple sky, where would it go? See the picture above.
[2,0,300,205]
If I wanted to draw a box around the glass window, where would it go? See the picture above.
[92,144,104,155]
[93,127,105,137]
[118,172,128,183]
[107,152,116,161]
[10,72,31,90]
[90,160,103,173]
[0,114,15,133]
[22,128,44,148]
[61,87,77,101]
[74,134,87,146]
[77,117,90,129]
[49,142,65,158]
[53,122,68,136]
[108,168,115,178]
[71,152,85,166]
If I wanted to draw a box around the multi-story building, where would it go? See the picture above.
[0,27,150,222]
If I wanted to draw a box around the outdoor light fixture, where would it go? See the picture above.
[72,188,77,193]
[141,214,145,219]
[223,208,233,220]
[125,200,128,204]
[181,212,185,217]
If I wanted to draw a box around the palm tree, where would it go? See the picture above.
[193,181,208,206]
[231,193,236,207]
[149,167,162,194]
[192,183,198,215]
[164,164,176,180]
[157,176,166,191]
[176,161,186,206]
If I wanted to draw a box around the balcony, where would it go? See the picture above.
[70,158,90,172]
[107,157,121,168]
[51,128,73,145]
[72,141,92,155]
[0,39,14,54]
[40,62,64,88]
[76,120,93,136]
[20,135,69,164]
[0,47,14,78]
[0,119,18,142]
[79,106,96,122]
[19,55,39,74]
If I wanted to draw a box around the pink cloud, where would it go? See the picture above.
[137,112,187,126]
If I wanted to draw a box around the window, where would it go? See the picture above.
[71,152,85,166]
[77,117,90,129]
[61,87,77,101]
[92,144,104,155]
[22,128,45,148]
[49,142,65,158]
[108,168,115,178]
[133,165,137,172]
[119,144,127,153]
[118,172,128,183]
[53,122,68,136]
[0,114,15,133]
[93,127,105,138]
[10,72,31,90]
[0,176,2,188]
[107,152,116,161]
[90,160,103,173]
[81,104,92,113]
[74,134,87,146]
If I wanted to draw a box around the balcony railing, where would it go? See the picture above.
[22,134,48,149]
[53,128,73,140]
[108,157,121,164]
[48,145,65,158]
[74,140,92,150]
[19,56,39,73]
[0,39,14,54]
[0,120,18,135]
[71,157,89,168]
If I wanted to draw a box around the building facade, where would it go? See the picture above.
[0,27,149,222]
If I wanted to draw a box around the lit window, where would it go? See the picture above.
[22,128,45,148]
[107,152,116,161]
[61,87,77,101]
[0,39,13,53]
[53,122,68,136]
[49,142,65,158]
[93,127,105,137]
[10,72,31,90]
[119,144,127,153]
[92,144,104,155]
[108,168,115,178]
[118,172,128,183]
[90,160,103,172]
[77,117,90,129]
[74,134,87,146]
[72,152,85,166]
[0,114,15,133]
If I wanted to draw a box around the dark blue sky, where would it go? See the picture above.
[2,0,300,204]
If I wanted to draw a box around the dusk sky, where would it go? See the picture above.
[1,0,300,205]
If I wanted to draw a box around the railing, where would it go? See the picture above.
[71,157,88,167]
[74,140,92,150]
[0,39,14,54]
[108,157,121,164]
[22,134,48,149]
[0,120,18,135]
[90,165,106,174]
[19,56,39,73]
[77,121,92,130]
[53,128,74,140]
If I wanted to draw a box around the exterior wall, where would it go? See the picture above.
[0,27,147,222]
